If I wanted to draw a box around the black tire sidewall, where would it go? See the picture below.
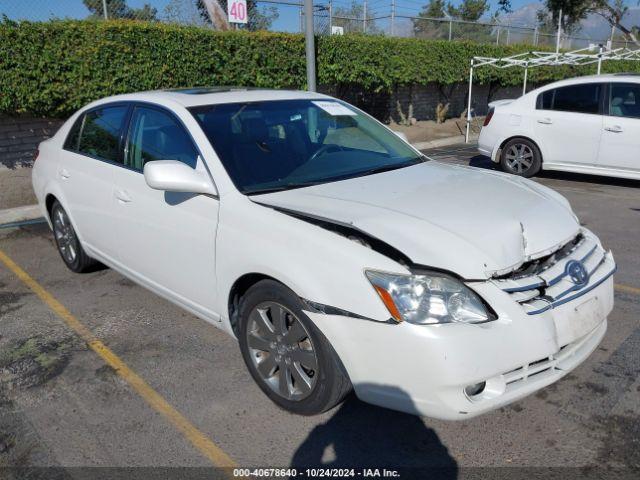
[51,202,83,272]
[500,138,542,178]
[237,280,347,416]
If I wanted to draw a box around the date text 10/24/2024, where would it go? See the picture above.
[233,469,401,477]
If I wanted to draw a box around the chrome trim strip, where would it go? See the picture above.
[525,265,617,315]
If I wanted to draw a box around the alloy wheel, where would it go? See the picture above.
[52,207,77,264]
[246,301,318,401]
[505,143,534,174]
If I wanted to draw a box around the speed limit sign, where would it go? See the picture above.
[228,0,248,24]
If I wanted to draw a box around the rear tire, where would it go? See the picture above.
[238,280,351,415]
[50,201,98,273]
[500,138,542,178]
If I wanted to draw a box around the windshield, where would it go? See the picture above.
[189,99,424,195]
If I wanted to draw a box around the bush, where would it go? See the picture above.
[1,20,639,117]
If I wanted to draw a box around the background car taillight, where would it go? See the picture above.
[483,108,494,127]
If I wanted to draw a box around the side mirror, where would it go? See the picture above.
[143,160,218,197]
[393,131,409,143]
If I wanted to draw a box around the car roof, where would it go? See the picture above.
[542,73,640,88]
[88,87,332,110]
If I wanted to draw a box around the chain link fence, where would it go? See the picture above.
[0,0,631,48]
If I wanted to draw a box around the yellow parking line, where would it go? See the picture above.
[615,283,640,296]
[0,249,237,468]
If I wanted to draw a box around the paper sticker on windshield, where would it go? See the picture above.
[312,101,357,116]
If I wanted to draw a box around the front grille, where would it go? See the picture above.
[492,230,616,315]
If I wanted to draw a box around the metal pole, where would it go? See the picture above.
[448,20,452,41]
[597,45,603,74]
[506,27,510,45]
[465,59,474,144]
[496,27,500,45]
[556,8,562,54]
[533,26,538,46]
[523,63,528,96]
[329,0,332,33]
[299,6,303,33]
[102,0,108,19]
[305,0,316,91]
[391,0,395,36]
[363,0,367,33]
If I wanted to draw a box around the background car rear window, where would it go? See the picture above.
[537,83,602,114]
[609,83,640,118]
[77,106,129,162]
[125,107,198,170]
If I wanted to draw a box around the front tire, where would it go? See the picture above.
[499,138,542,178]
[238,280,351,415]
[50,201,98,273]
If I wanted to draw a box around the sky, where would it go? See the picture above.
[0,0,634,34]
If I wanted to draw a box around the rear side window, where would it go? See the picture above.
[77,106,129,163]
[537,83,602,114]
[609,82,640,118]
[125,106,198,170]
[63,116,83,151]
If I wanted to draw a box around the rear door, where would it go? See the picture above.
[60,103,130,263]
[109,104,220,319]
[597,82,640,172]
[533,82,604,166]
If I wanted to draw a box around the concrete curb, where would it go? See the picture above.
[0,204,43,227]
[412,134,478,151]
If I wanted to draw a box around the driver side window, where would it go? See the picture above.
[126,106,198,171]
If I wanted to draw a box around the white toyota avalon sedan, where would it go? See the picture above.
[32,88,616,419]
[478,74,640,179]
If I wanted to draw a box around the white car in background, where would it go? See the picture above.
[478,74,640,179]
[32,88,615,419]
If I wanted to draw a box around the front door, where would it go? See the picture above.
[111,104,220,320]
[598,82,640,173]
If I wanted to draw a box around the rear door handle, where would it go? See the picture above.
[537,118,553,125]
[604,125,623,133]
[115,189,132,203]
[58,168,71,179]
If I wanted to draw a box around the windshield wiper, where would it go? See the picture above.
[356,157,427,177]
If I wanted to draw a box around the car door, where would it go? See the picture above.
[110,104,220,320]
[533,82,604,166]
[597,82,640,172]
[59,104,130,263]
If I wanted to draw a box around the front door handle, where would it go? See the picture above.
[115,189,132,203]
[58,168,71,179]
[604,125,623,133]
[537,117,553,125]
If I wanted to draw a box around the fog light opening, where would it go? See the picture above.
[464,381,486,399]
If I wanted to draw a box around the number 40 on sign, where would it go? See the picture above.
[228,0,248,24]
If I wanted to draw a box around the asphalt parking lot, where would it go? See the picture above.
[0,144,639,479]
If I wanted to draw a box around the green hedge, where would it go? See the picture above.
[2,19,640,117]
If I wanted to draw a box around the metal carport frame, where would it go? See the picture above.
[464,46,640,143]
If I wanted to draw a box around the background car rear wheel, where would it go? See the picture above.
[499,138,541,178]
[50,201,98,273]
[238,280,351,415]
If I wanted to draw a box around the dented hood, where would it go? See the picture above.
[256,161,580,279]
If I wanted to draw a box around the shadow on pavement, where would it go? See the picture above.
[291,386,457,479]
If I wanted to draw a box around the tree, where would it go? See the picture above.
[83,0,158,20]
[196,0,278,31]
[412,0,448,39]
[332,1,382,34]
[446,0,489,21]
[539,0,640,45]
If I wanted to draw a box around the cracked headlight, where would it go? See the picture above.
[366,270,493,325]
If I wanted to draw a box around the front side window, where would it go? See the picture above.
[609,82,640,118]
[537,83,602,114]
[77,106,129,162]
[125,107,199,171]
[190,99,423,195]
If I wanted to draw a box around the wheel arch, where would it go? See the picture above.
[228,272,284,338]
[496,135,544,165]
